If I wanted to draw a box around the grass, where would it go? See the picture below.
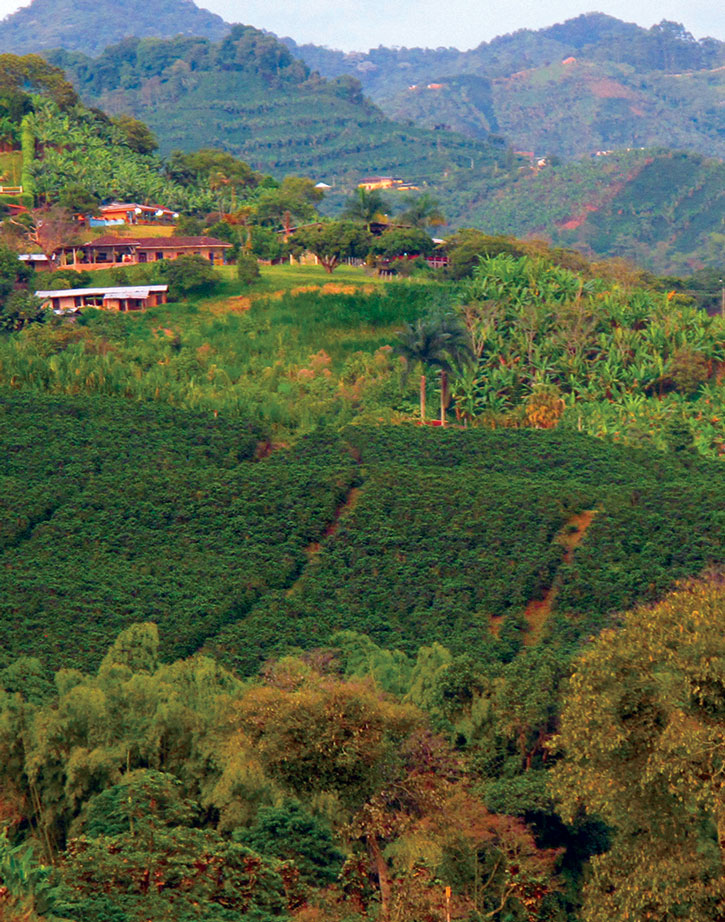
[5,263,439,435]
[0,151,23,187]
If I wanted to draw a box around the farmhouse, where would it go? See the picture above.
[60,236,232,271]
[19,253,54,271]
[90,202,179,227]
[35,285,169,313]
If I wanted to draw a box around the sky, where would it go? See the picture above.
[0,0,722,50]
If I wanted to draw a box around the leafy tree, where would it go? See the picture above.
[242,801,344,886]
[166,148,260,191]
[0,54,78,110]
[395,313,473,424]
[160,254,220,299]
[0,290,45,332]
[111,114,158,155]
[236,252,260,285]
[368,227,434,262]
[552,581,725,922]
[174,215,204,237]
[12,206,79,269]
[254,176,324,228]
[57,184,100,215]
[249,225,283,261]
[290,221,370,273]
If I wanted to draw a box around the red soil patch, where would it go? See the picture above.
[587,77,635,99]
[304,487,361,557]
[522,510,597,646]
[490,510,597,641]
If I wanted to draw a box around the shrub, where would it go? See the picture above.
[160,255,219,299]
[236,252,260,285]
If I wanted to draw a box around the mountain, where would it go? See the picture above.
[0,0,229,56]
[46,27,510,183]
[42,26,724,271]
[283,15,725,160]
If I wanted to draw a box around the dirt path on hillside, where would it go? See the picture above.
[490,510,597,643]
[304,486,362,557]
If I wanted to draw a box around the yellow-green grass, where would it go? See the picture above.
[0,151,23,186]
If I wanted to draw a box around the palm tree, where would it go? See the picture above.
[395,313,473,425]
[343,187,389,231]
[397,193,446,229]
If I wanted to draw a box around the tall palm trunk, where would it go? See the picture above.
[420,373,426,423]
[440,369,448,427]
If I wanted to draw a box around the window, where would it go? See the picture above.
[156,252,164,261]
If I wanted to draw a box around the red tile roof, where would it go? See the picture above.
[86,236,232,248]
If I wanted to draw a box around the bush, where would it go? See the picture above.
[236,252,260,285]
[160,255,220,299]
[0,290,45,331]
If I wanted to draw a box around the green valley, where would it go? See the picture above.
[0,8,724,922]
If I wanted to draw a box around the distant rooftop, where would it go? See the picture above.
[36,285,168,298]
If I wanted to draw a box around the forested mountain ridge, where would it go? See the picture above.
[46,28,511,184]
[37,29,725,270]
[0,0,229,56]
[283,14,725,160]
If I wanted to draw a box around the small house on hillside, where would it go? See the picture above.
[35,285,169,313]
[90,203,179,227]
[358,177,420,192]
[58,236,232,271]
[19,253,54,271]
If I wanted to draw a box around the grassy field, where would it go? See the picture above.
[0,151,23,186]
[4,264,436,434]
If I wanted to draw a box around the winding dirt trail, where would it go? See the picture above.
[489,509,597,643]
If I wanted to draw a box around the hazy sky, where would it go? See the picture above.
[0,0,723,50]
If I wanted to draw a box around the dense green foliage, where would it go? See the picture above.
[0,623,577,922]
[47,28,510,187]
[553,581,725,920]
[461,150,725,272]
[1,395,722,679]
[452,253,725,456]
[35,27,721,270]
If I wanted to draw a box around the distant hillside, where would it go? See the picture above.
[43,26,724,271]
[0,0,229,56]
[47,28,511,184]
[458,149,725,273]
[283,14,725,160]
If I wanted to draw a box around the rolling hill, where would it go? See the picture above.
[46,28,511,184]
[38,29,725,270]
[0,0,229,56]
[457,148,725,273]
[284,14,725,161]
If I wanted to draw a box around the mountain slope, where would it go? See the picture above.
[46,28,511,183]
[283,15,725,160]
[0,0,229,56]
[460,149,725,272]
